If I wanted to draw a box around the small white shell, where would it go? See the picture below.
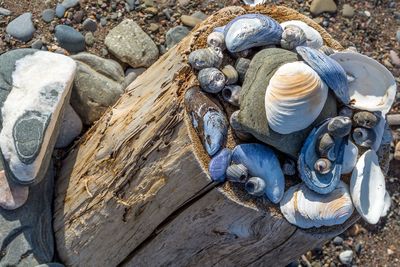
[280,20,323,49]
[207,31,226,50]
[342,141,358,174]
[242,0,267,6]
[265,61,328,134]
[280,181,354,229]
[331,52,397,116]
[350,150,386,224]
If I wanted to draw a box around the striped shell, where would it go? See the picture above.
[280,182,354,229]
[226,164,248,183]
[265,61,328,134]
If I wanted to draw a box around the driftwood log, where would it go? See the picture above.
[54,5,358,267]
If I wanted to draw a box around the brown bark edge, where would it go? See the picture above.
[54,5,358,267]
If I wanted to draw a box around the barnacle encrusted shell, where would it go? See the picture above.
[188,47,223,70]
[280,25,307,50]
[330,52,397,116]
[265,61,328,134]
[280,182,354,229]
[353,111,378,129]
[350,150,386,224]
[296,46,350,104]
[224,14,283,53]
[280,20,323,49]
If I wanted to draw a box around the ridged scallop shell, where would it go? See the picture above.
[296,46,350,104]
[232,143,285,203]
[221,65,238,85]
[280,25,307,50]
[207,31,226,50]
[350,150,386,224]
[298,118,346,194]
[188,47,223,70]
[330,52,397,116]
[280,182,354,229]
[198,67,226,94]
[224,14,283,53]
[222,85,241,107]
[265,61,328,134]
[280,20,323,49]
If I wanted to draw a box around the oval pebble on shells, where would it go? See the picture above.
[280,25,307,50]
[317,133,335,158]
[327,116,352,138]
[226,164,248,183]
[280,20,323,49]
[296,46,350,104]
[245,177,266,196]
[280,182,354,229]
[222,85,241,107]
[224,14,283,53]
[184,87,228,156]
[232,143,285,203]
[350,150,386,224]
[208,148,232,182]
[188,47,223,70]
[221,65,238,85]
[207,31,225,50]
[353,111,378,129]
[265,61,328,134]
[198,67,226,94]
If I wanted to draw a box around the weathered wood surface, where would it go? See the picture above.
[54,5,354,267]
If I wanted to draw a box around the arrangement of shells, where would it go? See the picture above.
[184,14,397,229]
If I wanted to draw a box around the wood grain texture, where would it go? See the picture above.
[54,5,352,267]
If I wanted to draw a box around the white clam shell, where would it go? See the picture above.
[342,141,358,174]
[280,20,323,49]
[381,191,391,217]
[350,150,386,224]
[242,0,267,6]
[280,182,354,229]
[265,61,328,134]
[331,52,397,116]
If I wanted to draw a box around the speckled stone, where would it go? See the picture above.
[235,48,337,158]
[6,13,36,42]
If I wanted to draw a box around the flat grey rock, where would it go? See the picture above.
[42,9,55,23]
[71,52,124,125]
[55,25,85,53]
[6,13,35,42]
[0,7,12,16]
[55,104,82,148]
[105,19,159,68]
[61,0,79,9]
[166,25,189,49]
[82,18,97,32]
[31,39,43,49]
[0,164,55,266]
[0,49,76,184]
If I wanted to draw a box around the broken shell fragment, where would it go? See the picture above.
[226,164,249,183]
[381,191,391,217]
[352,127,376,148]
[221,65,239,85]
[245,177,266,196]
[188,47,223,70]
[198,67,226,93]
[280,182,354,229]
[350,150,386,224]
[184,87,228,156]
[222,85,241,107]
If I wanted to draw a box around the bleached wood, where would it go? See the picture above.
[54,5,353,267]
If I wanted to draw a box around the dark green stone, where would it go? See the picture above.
[236,48,337,158]
[13,111,50,165]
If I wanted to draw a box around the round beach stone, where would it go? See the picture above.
[31,39,43,50]
[310,0,337,16]
[55,4,66,18]
[55,25,85,53]
[85,32,95,46]
[6,13,36,42]
[342,4,355,18]
[235,48,337,158]
[55,105,82,148]
[71,52,125,125]
[0,170,29,210]
[0,7,12,16]
[166,25,190,49]
[105,19,159,68]
[42,9,55,23]
[82,18,97,32]
[61,0,79,9]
